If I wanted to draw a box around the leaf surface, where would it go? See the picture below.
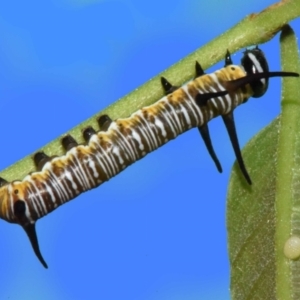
[227,25,300,300]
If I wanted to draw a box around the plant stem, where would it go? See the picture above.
[275,24,300,300]
[1,0,300,182]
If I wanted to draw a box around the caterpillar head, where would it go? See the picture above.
[241,47,269,98]
[224,46,298,99]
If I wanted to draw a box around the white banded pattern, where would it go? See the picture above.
[0,64,252,225]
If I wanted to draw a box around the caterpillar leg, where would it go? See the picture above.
[222,112,252,185]
[198,124,222,173]
[61,134,78,151]
[33,152,51,171]
[83,126,96,142]
[98,115,112,131]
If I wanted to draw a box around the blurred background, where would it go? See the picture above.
[0,1,299,299]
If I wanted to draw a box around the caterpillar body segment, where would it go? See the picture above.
[0,47,298,268]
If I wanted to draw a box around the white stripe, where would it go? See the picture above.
[181,85,203,125]
[109,122,138,160]
[248,52,266,85]
[154,117,167,137]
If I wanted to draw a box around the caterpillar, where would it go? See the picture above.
[0,47,298,268]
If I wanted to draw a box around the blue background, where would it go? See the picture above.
[0,1,299,299]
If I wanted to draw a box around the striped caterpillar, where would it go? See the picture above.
[0,47,298,268]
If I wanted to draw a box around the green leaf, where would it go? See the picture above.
[227,25,300,299]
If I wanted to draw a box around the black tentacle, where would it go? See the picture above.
[198,124,222,173]
[223,71,299,94]
[13,199,48,268]
[195,90,228,107]
[222,112,251,185]
[23,223,48,269]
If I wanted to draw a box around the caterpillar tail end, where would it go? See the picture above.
[22,223,48,269]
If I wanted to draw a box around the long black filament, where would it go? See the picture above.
[224,71,299,92]
[198,124,222,173]
[23,223,48,269]
[222,113,252,185]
